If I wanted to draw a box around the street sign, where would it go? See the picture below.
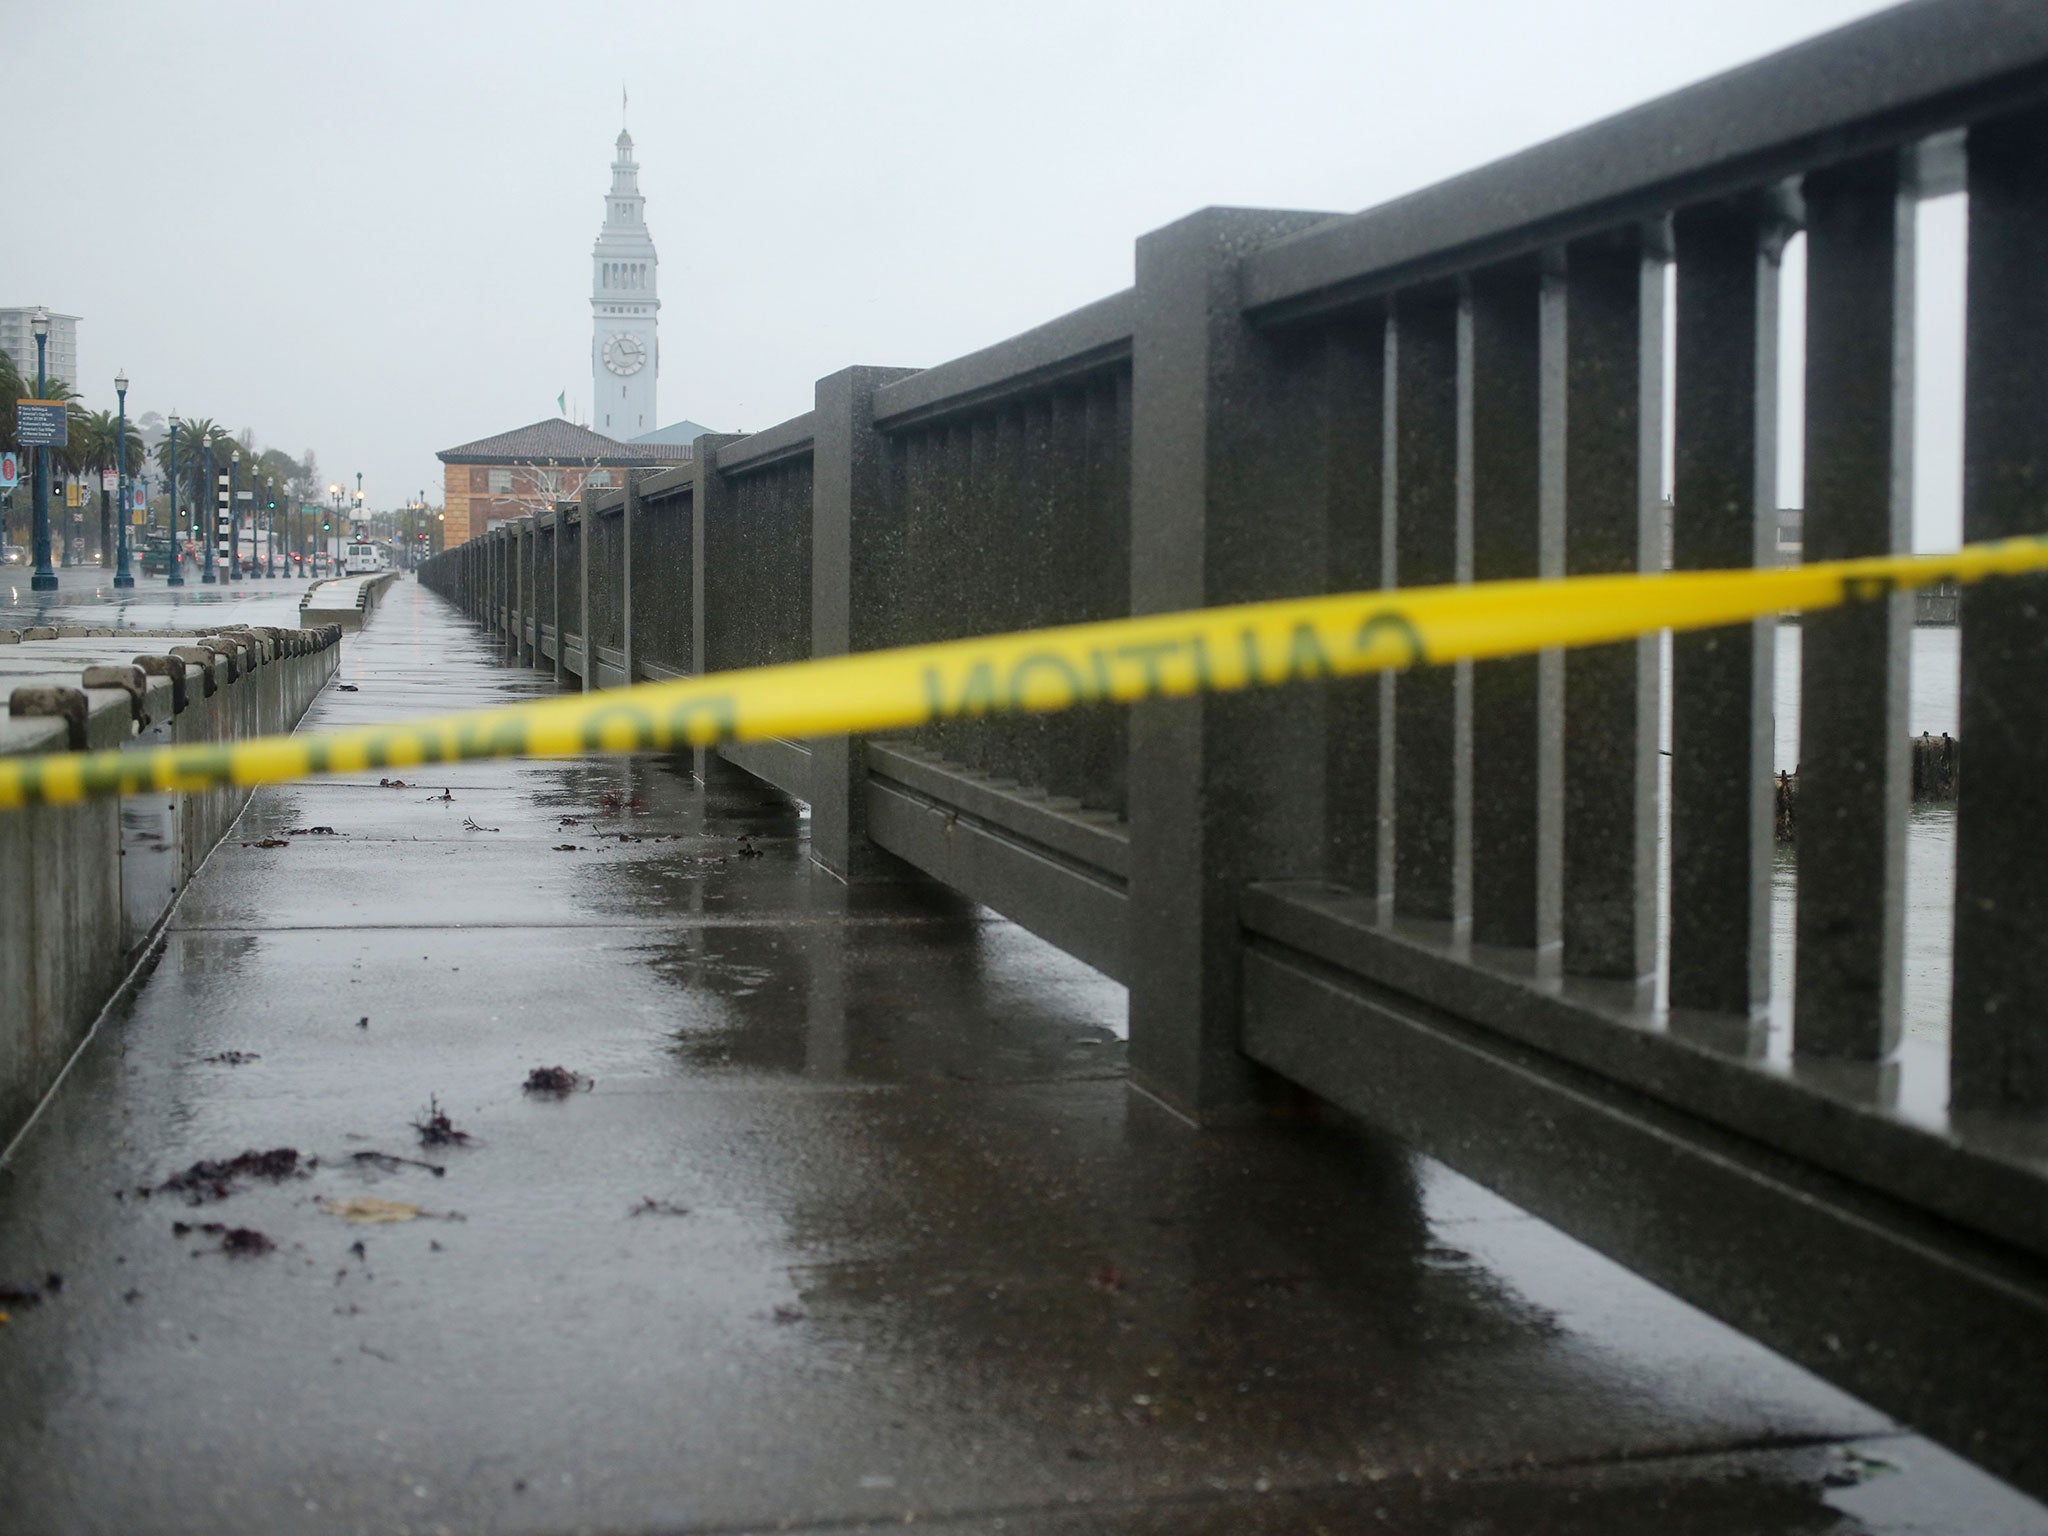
[14,401,67,447]
[101,469,118,491]
[0,452,17,488]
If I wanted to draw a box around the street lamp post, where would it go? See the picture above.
[113,371,135,588]
[229,450,242,580]
[166,415,184,587]
[29,307,56,592]
[328,483,342,574]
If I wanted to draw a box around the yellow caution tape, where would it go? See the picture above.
[1,536,2044,811]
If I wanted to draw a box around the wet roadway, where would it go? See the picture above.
[0,566,319,633]
[0,580,2043,1534]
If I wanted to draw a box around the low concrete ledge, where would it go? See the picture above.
[0,624,344,1148]
[299,570,400,631]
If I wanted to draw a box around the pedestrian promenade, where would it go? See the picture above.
[1,578,2042,1535]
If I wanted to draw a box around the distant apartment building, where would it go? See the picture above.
[0,308,81,390]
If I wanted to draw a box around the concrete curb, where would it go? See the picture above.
[299,570,400,631]
[0,623,345,1148]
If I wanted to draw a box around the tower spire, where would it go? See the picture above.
[591,123,659,439]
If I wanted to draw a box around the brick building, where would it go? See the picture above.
[436,418,691,546]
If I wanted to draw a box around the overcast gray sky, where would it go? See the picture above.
[20,0,1961,541]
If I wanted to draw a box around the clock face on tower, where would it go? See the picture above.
[603,332,647,376]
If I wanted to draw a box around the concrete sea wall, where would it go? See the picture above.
[0,622,342,1147]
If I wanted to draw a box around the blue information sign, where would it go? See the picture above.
[14,400,68,447]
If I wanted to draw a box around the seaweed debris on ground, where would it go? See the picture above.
[287,826,339,835]
[412,1096,472,1148]
[629,1198,690,1218]
[204,1050,261,1065]
[522,1066,592,1098]
[0,1274,62,1315]
[171,1222,275,1257]
[155,1148,308,1204]
[349,1150,448,1177]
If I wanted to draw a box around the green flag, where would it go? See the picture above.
[557,391,567,415]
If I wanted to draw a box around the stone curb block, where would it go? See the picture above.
[133,654,189,713]
[80,665,149,729]
[168,646,221,696]
[10,686,90,749]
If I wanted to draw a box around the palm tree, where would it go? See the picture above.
[0,362,69,445]
[68,409,112,563]
[0,366,71,546]
[160,417,233,557]
[0,355,19,545]
[68,410,144,565]
[157,416,216,505]
[28,384,84,560]
[0,353,21,455]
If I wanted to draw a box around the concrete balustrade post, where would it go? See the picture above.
[1125,205,1339,1122]
[810,365,919,880]
[523,517,538,666]
[621,470,638,685]
[503,524,519,665]
[552,501,565,688]
[690,435,744,779]
[579,485,595,692]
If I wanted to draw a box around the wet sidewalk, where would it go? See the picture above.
[1,579,2043,1535]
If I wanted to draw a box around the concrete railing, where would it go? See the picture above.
[421,0,2048,1500]
[0,623,342,1149]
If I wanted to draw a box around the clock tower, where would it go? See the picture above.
[590,127,659,438]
